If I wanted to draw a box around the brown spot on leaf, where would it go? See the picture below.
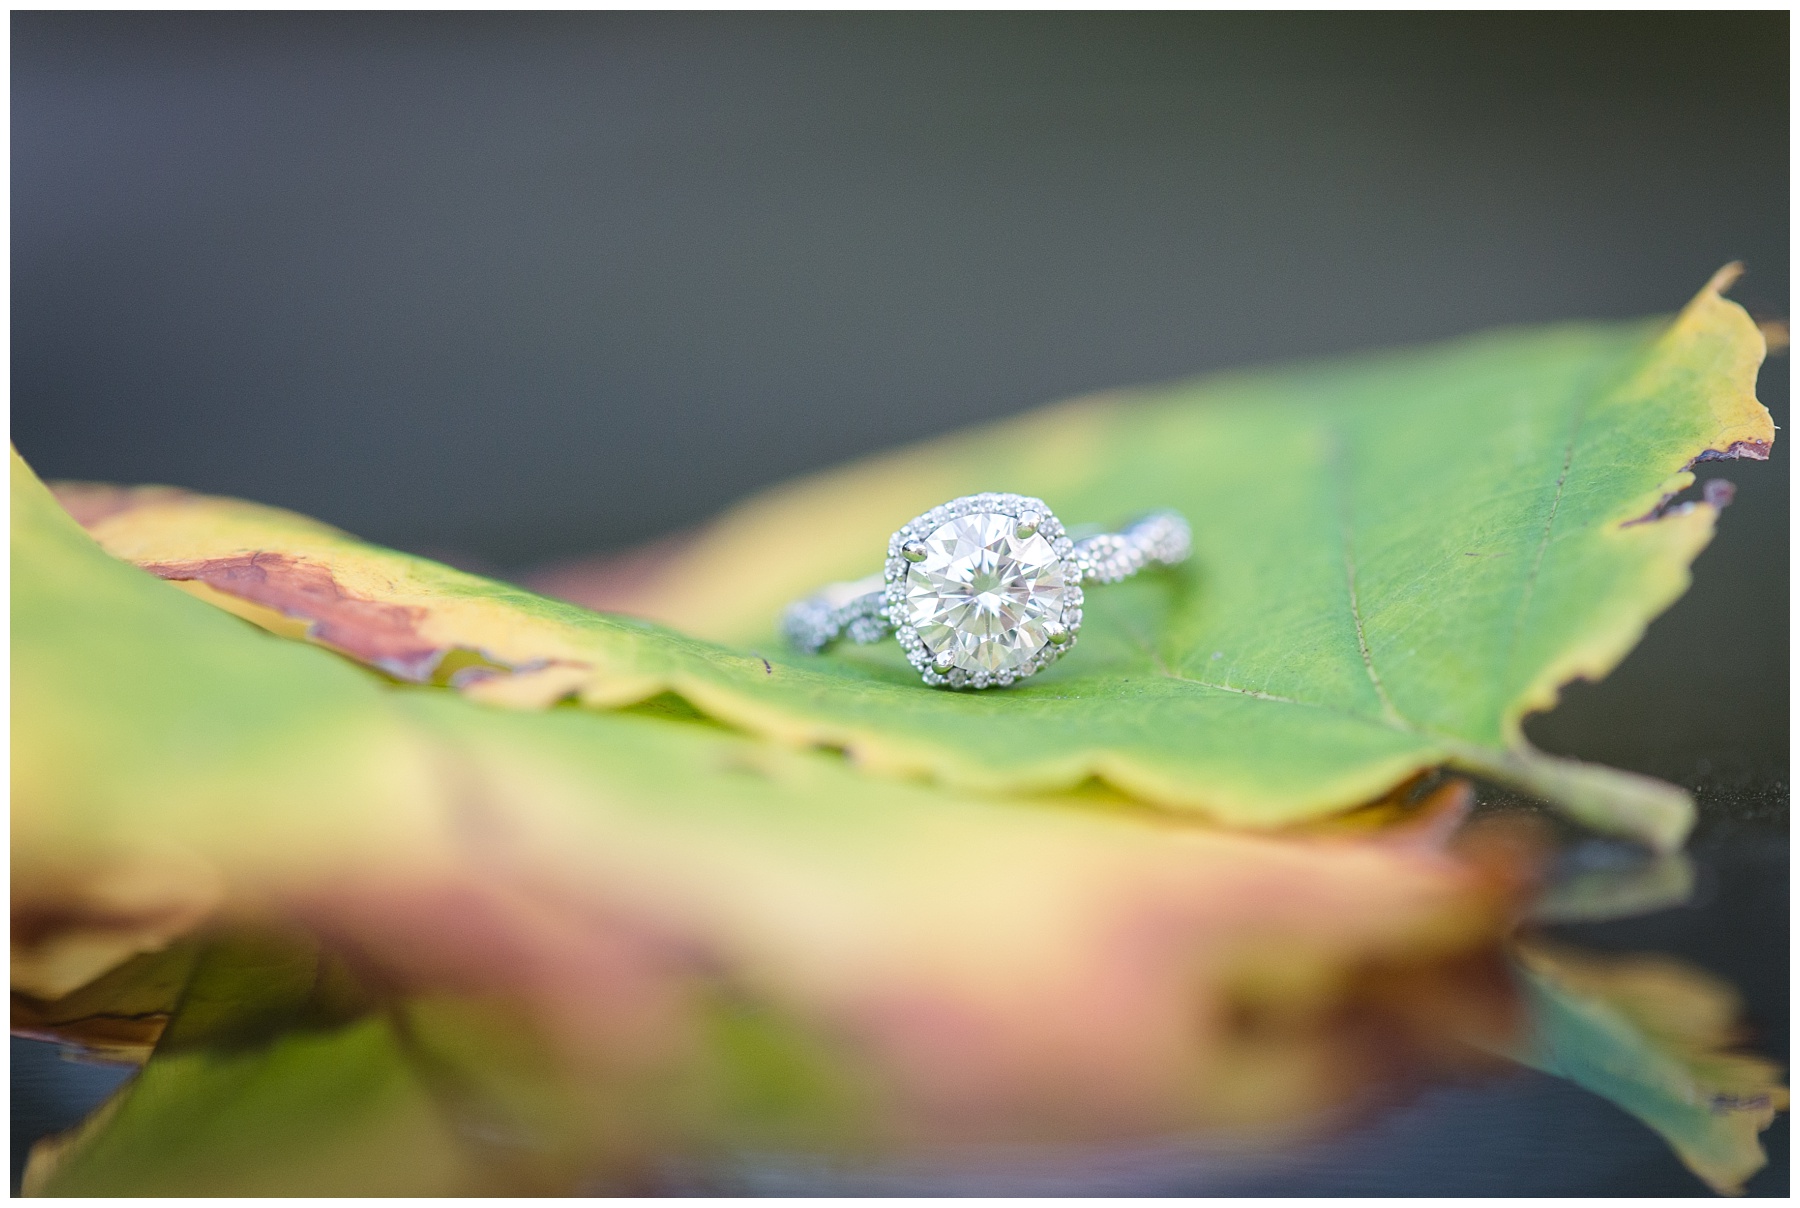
[9,942,199,1063]
[1624,476,1743,529]
[1693,439,1771,464]
[10,1002,171,1064]
[1712,1093,1775,1114]
[141,553,446,681]
[139,557,591,705]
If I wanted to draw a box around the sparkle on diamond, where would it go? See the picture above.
[902,512,1068,674]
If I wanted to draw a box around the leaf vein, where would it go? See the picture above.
[1506,405,1584,677]
[1328,429,1407,728]
[1153,671,1455,756]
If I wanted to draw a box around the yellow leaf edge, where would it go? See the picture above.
[1462,266,1772,850]
[1504,264,1773,738]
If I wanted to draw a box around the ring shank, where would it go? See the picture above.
[782,510,1190,654]
[781,575,888,654]
[1071,510,1192,584]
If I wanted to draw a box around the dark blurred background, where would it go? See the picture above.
[13,12,1788,566]
[11,10,1787,1196]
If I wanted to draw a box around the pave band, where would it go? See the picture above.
[781,573,891,655]
[781,496,1190,689]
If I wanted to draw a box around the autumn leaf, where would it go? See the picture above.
[59,270,1771,848]
[14,447,1529,1192]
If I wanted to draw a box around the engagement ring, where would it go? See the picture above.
[782,493,1191,689]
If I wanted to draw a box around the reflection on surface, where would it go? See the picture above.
[1531,844,1696,925]
[12,785,1787,1197]
[1505,939,1786,1196]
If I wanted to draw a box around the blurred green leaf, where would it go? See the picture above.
[65,272,1771,846]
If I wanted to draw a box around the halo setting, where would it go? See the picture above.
[883,494,1084,689]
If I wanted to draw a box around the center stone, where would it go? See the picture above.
[902,512,1068,675]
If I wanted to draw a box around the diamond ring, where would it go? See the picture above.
[781,493,1191,689]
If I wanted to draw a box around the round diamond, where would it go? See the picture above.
[901,512,1069,676]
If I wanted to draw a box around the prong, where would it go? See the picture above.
[902,540,928,563]
[1045,621,1070,645]
[1014,511,1041,540]
[932,650,955,672]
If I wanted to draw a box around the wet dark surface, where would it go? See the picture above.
[709,1066,1780,1196]
[10,1041,133,1194]
[11,12,1787,1196]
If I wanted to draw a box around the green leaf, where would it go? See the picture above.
[1500,940,1789,1197]
[15,446,1531,1190]
[62,272,1771,847]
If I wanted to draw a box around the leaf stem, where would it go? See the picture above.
[1443,742,1695,853]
